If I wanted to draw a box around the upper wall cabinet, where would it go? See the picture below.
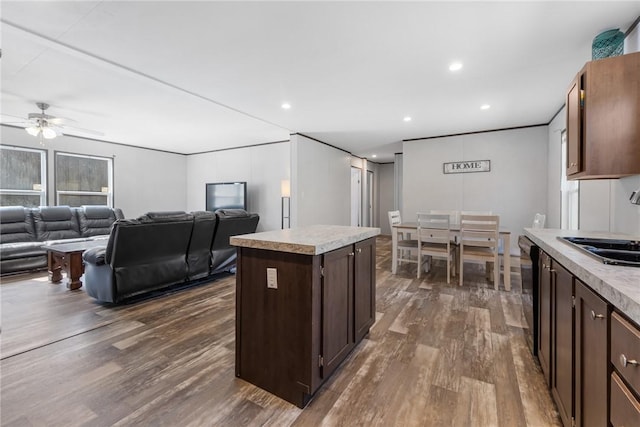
[566,51,640,180]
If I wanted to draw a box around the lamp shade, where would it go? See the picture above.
[42,127,57,139]
[281,180,290,197]
[25,126,40,137]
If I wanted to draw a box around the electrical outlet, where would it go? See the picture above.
[267,268,278,289]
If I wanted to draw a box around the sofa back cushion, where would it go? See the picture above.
[77,205,122,237]
[106,212,194,299]
[211,210,259,273]
[0,206,37,243]
[32,206,81,241]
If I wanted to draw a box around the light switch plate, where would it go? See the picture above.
[267,268,278,289]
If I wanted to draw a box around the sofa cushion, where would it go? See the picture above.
[0,242,46,260]
[33,206,81,241]
[139,211,192,223]
[84,206,112,218]
[77,206,119,237]
[0,206,37,243]
[215,208,250,218]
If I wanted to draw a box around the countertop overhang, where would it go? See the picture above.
[230,225,381,255]
[524,228,640,324]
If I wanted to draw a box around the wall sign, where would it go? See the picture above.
[443,160,491,174]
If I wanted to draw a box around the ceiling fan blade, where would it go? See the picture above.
[62,125,104,136]
[48,117,76,125]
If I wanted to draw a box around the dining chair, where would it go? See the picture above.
[388,210,404,239]
[460,210,492,216]
[459,214,500,289]
[388,210,419,273]
[417,213,456,283]
[532,213,546,229]
[428,209,460,226]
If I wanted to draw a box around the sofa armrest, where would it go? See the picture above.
[83,247,107,266]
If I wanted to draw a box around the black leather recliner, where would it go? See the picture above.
[83,209,260,303]
[0,205,124,275]
[84,212,195,302]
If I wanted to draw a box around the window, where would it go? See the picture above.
[0,145,47,207]
[55,152,113,207]
[560,130,579,229]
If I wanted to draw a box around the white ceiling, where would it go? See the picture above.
[1,1,639,162]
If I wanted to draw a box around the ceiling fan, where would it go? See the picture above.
[2,102,103,142]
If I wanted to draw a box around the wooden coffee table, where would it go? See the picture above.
[41,240,108,290]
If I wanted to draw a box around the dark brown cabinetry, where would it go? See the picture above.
[354,238,376,343]
[574,279,609,427]
[235,237,376,408]
[610,311,640,426]
[537,252,610,427]
[538,251,553,385]
[551,260,574,427]
[565,51,640,179]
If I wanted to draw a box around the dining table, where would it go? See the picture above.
[392,222,512,291]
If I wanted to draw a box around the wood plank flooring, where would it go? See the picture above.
[0,236,560,426]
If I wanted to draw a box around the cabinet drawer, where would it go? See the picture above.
[611,372,640,427]
[611,311,640,393]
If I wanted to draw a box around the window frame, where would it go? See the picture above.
[560,129,580,230]
[54,151,114,208]
[0,144,47,206]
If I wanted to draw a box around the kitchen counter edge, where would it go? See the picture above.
[524,228,640,325]
[230,225,380,256]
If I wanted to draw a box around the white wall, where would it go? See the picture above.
[1,125,186,218]
[547,109,565,229]
[403,126,549,254]
[378,163,395,235]
[624,20,639,53]
[291,134,351,227]
[186,141,290,232]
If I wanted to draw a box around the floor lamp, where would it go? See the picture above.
[281,180,290,229]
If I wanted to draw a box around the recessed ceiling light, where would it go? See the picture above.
[449,62,463,72]
[281,103,291,109]
[480,104,491,110]
[403,116,412,122]
[371,154,377,158]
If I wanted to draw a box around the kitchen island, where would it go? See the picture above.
[230,225,380,408]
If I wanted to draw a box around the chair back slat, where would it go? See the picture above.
[417,213,451,244]
[388,210,402,227]
[460,214,499,250]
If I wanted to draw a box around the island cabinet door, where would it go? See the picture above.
[321,245,355,379]
[354,237,376,342]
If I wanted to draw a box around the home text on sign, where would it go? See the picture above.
[443,160,491,174]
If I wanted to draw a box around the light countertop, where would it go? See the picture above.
[524,228,640,324]
[230,225,380,255]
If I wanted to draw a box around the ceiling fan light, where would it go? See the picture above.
[25,126,40,137]
[42,127,57,139]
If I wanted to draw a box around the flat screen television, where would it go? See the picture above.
[206,182,247,212]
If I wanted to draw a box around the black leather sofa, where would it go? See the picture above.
[83,209,259,303]
[0,205,124,275]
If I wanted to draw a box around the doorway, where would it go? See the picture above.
[351,167,362,227]
[366,170,374,227]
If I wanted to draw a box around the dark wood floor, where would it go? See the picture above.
[0,236,560,426]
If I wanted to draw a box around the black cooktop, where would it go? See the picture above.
[559,237,640,267]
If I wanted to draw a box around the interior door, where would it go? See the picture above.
[350,167,362,227]
[366,170,374,227]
